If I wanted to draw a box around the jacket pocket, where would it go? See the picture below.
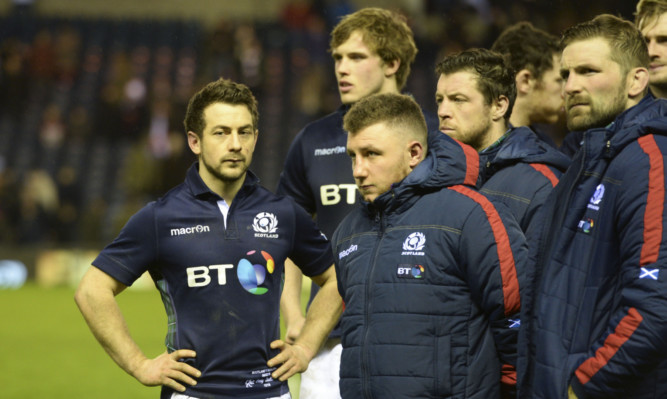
[435,334,452,396]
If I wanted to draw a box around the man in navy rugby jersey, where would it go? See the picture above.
[276,8,437,399]
[75,78,342,399]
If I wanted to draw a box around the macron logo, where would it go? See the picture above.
[339,244,358,260]
[171,225,210,236]
[314,146,346,156]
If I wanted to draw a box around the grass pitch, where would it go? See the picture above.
[1,283,304,398]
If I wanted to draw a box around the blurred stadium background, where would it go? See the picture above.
[0,0,635,397]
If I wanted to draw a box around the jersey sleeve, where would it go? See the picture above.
[571,134,667,397]
[287,199,334,278]
[454,186,527,395]
[92,203,157,286]
[276,129,316,215]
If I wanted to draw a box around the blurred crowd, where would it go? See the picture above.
[0,0,635,248]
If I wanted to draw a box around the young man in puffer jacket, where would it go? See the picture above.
[333,92,527,399]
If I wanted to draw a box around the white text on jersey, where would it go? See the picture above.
[321,184,357,205]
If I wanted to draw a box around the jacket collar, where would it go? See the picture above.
[482,126,572,170]
[365,131,481,214]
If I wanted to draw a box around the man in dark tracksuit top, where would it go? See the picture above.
[276,9,437,398]
[333,93,526,398]
[491,21,567,149]
[518,15,667,399]
[479,126,571,232]
[435,48,571,240]
[75,79,342,399]
[560,1,667,158]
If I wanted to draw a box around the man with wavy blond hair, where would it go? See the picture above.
[276,8,437,398]
[637,0,667,98]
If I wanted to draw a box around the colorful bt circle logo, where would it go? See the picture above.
[237,250,275,295]
[412,265,424,278]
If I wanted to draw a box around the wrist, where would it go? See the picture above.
[292,341,316,362]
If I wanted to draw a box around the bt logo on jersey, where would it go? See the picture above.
[237,250,275,295]
[320,184,357,205]
[187,264,234,287]
[185,250,275,293]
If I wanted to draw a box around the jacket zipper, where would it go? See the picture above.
[528,130,588,394]
[361,210,385,399]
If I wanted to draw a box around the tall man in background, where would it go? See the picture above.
[75,78,342,399]
[435,48,570,236]
[491,21,567,148]
[518,14,667,398]
[276,8,436,398]
[637,0,667,98]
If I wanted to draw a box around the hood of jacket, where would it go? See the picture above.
[605,95,667,157]
[367,130,480,214]
[483,126,571,171]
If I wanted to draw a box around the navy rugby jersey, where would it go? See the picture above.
[278,104,439,240]
[277,103,438,317]
[93,163,333,399]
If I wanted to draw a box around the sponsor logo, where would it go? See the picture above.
[402,232,425,256]
[578,218,595,234]
[186,264,234,287]
[185,250,275,294]
[170,224,210,236]
[339,244,358,260]
[587,184,605,211]
[314,146,346,156]
[253,212,279,238]
[397,264,424,279]
[237,250,275,295]
[320,184,357,205]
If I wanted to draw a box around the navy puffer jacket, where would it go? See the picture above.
[518,96,667,399]
[333,132,527,398]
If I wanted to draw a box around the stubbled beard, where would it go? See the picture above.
[202,156,248,183]
[566,90,626,131]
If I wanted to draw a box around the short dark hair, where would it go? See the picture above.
[491,21,560,81]
[330,8,417,90]
[561,14,649,75]
[435,48,516,122]
[343,92,427,146]
[184,78,259,137]
[636,0,667,31]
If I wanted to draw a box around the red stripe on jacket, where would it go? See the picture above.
[448,185,520,316]
[638,135,665,265]
[575,308,643,384]
[454,139,480,187]
[529,163,559,187]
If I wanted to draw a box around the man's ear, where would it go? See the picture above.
[627,67,649,99]
[408,140,425,169]
[187,131,201,156]
[515,69,535,95]
[384,58,400,78]
[491,95,510,122]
